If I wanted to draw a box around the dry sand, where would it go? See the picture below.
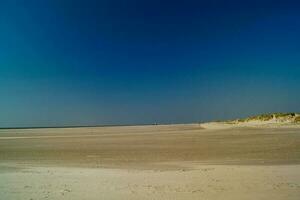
[0,124,300,199]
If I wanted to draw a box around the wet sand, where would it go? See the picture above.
[0,124,300,199]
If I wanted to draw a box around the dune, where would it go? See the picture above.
[202,112,300,129]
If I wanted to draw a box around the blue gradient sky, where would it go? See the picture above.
[1,0,300,127]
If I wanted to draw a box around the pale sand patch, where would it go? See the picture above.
[0,164,299,200]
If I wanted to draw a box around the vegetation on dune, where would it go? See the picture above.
[232,113,300,123]
[248,114,273,121]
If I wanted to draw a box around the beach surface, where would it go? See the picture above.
[1,124,300,199]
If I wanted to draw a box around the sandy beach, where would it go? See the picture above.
[1,124,300,199]
[2,0,300,199]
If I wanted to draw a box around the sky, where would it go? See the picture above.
[0,0,300,127]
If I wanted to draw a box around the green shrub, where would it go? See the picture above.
[247,114,273,121]
[273,113,296,118]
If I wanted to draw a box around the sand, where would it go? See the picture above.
[0,124,300,199]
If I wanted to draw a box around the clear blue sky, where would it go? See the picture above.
[1,0,300,127]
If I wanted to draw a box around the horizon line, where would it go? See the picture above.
[0,121,203,130]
